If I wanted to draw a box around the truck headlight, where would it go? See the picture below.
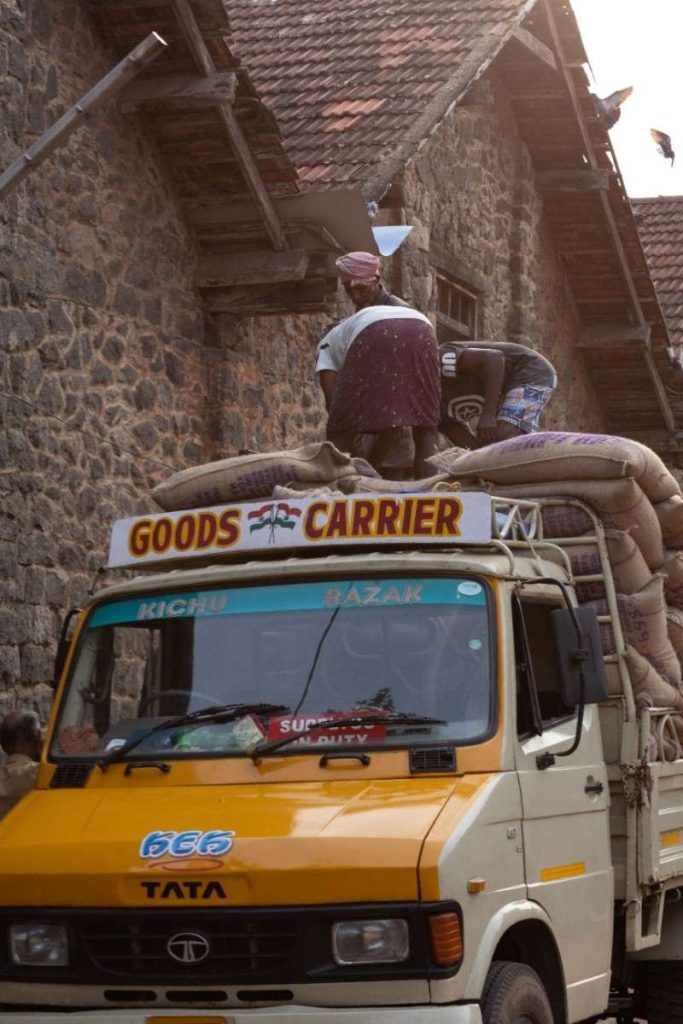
[332,919,409,965]
[10,924,69,966]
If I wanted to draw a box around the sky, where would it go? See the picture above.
[570,0,683,198]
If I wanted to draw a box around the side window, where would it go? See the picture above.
[434,272,478,342]
[514,594,574,737]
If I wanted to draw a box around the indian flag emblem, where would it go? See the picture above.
[248,502,302,543]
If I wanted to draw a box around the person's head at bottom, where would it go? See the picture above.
[335,251,382,310]
[0,710,43,762]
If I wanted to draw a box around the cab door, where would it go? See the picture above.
[513,588,613,1023]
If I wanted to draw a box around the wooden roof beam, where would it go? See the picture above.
[509,26,558,72]
[195,249,309,287]
[536,169,611,192]
[205,279,336,316]
[171,0,288,252]
[577,324,651,349]
[509,90,569,101]
[119,70,237,112]
[542,0,675,432]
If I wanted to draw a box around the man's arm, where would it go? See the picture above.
[318,369,338,412]
[455,348,506,442]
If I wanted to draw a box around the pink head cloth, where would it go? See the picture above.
[335,251,380,283]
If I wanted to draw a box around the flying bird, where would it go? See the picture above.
[592,86,633,129]
[651,129,675,165]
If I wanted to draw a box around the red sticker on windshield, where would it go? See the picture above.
[267,712,385,745]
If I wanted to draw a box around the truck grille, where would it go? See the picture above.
[83,915,298,978]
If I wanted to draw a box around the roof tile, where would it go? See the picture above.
[633,197,683,347]
[229,0,530,191]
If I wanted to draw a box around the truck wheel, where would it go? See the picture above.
[481,961,555,1024]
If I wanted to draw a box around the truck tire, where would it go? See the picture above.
[481,961,555,1024]
[644,962,683,1023]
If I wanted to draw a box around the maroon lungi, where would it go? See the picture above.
[327,318,440,434]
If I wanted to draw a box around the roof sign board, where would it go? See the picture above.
[107,491,492,570]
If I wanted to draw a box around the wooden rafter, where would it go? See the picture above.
[510,26,558,72]
[170,0,287,252]
[195,249,309,287]
[119,70,237,112]
[206,278,336,315]
[536,169,610,192]
[577,324,651,349]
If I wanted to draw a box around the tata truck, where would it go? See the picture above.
[2,488,683,1024]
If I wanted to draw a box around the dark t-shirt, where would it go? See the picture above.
[440,341,557,391]
[439,341,556,425]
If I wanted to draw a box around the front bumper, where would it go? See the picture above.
[1,1007,483,1024]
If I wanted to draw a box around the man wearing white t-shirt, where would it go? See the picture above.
[315,253,440,477]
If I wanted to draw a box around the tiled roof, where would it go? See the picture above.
[228,0,534,193]
[632,198,683,352]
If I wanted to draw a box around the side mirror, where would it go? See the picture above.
[52,608,81,689]
[551,606,608,707]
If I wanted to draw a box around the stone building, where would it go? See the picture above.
[0,0,680,711]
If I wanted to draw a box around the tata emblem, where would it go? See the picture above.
[166,931,211,964]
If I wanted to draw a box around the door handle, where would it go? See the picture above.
[584,778,604,795]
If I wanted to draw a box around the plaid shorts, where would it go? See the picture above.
[497,384,555,433]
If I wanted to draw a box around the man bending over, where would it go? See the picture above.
[439,339,557,448]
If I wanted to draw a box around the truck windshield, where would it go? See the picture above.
[51,576,494,760]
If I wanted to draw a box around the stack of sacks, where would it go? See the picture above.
[151,443,380,511]
[429,432,683,757]
[152,442,452,511]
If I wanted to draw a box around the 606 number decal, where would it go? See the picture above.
[140,829,235,859]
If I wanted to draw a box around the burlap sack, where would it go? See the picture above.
[654,495,683,549]
[569,530,652,602]
[626,644,683,710]
[666,606,683,664]
[662,551,683,610]
[587,576,681,687]
[429,432,679,503]
[153,443,366,511]
[623,645,683,756]
[337,473,450,494]
[539,504,594,539]
[491,478,665,569]
[605,659,630,697]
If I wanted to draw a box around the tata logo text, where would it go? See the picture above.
[140,829,235,859]
[167,931,211,964]
[141,879,227,900]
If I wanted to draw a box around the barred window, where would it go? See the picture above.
[435,274,478,342]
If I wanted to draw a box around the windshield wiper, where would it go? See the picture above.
[98,703,290,771]
[248,713,446,763]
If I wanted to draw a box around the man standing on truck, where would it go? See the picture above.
[0,710,42,819]
[439,339,557,448]
[316,251,440,477]
[318,251,415,476]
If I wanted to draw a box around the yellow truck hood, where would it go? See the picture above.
[0,778,461,906]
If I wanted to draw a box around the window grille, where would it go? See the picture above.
[435,274,478,342]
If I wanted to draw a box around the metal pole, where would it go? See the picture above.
[0,31,167,201]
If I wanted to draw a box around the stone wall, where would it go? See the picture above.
[0,1,323,714]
